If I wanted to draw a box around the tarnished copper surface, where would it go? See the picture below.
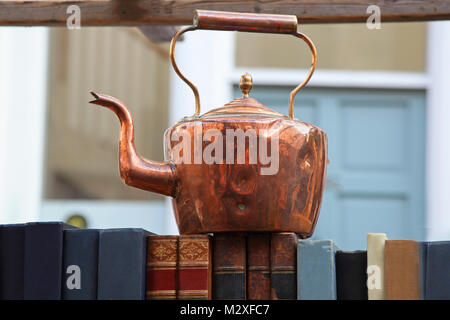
[164,97,327,236]
[90,10,327,237]
[194,10,298,34]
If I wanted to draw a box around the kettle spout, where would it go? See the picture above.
[89,92,177,197]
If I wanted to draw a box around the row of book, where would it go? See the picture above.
[298,234,450,300]
[364,233,450,300]
[151,232,450,300]
[0,222,152,299]
[0,223,295,300]
[0,222,449,299]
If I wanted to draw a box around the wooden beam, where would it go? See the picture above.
[1,0,450,26]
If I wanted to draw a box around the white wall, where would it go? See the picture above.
[41,200,166,234]
[426,21,450,240]
[0,27,49,224]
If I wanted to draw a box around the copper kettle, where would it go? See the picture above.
[90,10,327,237]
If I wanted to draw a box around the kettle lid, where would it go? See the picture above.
[200,73,287,119]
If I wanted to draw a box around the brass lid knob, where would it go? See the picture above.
[240,73,253,98]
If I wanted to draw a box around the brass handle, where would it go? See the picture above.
[170,10,317,119]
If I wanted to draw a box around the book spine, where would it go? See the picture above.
[336,250,368,300]
[418,242,428,300]
[270,233,297,300]
[178,235,212,300]
[62,229,99,300]
[247,233,271,300]
[425,241,450,300]
[24,222,69,300]
[213,233,246,299]
[297,239,338,300]
[384,240,420,300]
[146,235,179,300]
[367,233,387,300]
[97,228,152,300]
[0,224,25,299]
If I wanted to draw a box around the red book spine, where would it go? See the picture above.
[146,235,179,299]
[247,233,271,300]
[178,234,212,299]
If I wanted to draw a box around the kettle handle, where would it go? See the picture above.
[170,10,317,119]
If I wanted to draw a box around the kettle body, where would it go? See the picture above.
[164,98,327,236]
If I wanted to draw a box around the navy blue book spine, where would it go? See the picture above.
[0,224,25,299]
[335,250,368,300]
[97,228,153,300]
[62,229,99,300]
[24,222,74,300]
[425,241,450,300]
[419,241,428,300]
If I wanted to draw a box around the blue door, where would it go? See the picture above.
[235,86,426,250]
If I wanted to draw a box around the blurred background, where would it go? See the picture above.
[1,21,450,250]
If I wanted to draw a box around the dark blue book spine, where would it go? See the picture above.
[24,222,74,300]
[425,241,450,300]
[97,228,153,300]
[62,229,99,300]
[419,241,428,300]
[0,224,25,299]
[335,250,367,300]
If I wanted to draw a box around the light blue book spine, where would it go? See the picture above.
[297,239,339,300]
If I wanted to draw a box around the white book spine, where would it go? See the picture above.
[367,233,387,300]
